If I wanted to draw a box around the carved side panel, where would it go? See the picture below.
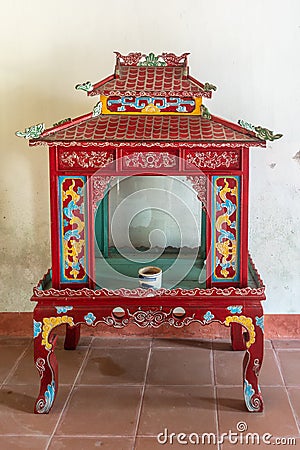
[122,151,178,170]
[58,177,88,282]
[185,150,240,170]
[58,149,114,170]
[211,176,240,282]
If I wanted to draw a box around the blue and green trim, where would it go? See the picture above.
[58,176,89,283]
[211,176,241,283]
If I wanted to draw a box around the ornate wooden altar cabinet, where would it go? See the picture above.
[17,52,282,414]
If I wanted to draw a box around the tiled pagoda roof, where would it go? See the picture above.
[88,52,212,98]
[90,66,211,99]
[30,113,265,147]
[26,53,266,148]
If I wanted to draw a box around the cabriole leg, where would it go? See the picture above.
[243,316,264,412]
[33,329,58,414]
[33,309,59,414]
[231,322,247,351]
[64,324,81,350]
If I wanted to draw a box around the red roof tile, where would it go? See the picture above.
[90,66,211,98]
[33,114,264,145]
[27,53,266,149]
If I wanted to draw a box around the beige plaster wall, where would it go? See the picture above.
[1,0,299,312]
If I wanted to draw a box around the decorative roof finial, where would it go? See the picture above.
[75,81,93,92]
[92,101,103,118]
[201,105,211,120]
[114,52,189,67]
[15,123,45,139]
[203,82,217,92]
[138,53,166,67]
[238,120,283,141]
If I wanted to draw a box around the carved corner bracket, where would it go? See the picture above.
[186,176,207,209]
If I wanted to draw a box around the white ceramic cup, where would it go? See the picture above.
[138,266,162,289]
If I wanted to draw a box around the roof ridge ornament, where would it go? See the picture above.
[53,118,71,127]
[138,53,166,67]
[160,52,189,66]
[203,82,217,92]
[16,123,45,139]
[238,120,283,141]
[114,51,189,67]
[75,81,93,92]
[114,52,143,66]
[92,101,103,118]
[201,105,212,120]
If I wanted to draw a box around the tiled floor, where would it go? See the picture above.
[0,336,299,449]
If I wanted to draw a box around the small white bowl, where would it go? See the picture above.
[138,266,162,289]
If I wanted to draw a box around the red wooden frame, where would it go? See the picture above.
[23,52,268,415]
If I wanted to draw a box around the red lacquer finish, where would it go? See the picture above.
[49,147,60,289]
[240,147,250,286]
[26,52,268,414]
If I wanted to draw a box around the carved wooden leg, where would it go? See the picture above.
[33,325,58,414]
[242,315,264,412]
[33,307,76,413]
[64,324,81,350]
[231,322,247,351]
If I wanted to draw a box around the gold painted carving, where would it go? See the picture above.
[215,178,238,278]
[42,316,74,350]
[224,315,255,348]
[141,103,160,113]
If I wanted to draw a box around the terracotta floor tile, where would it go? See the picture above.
[56,385,142,436]
[272,339,300,349]
[57,348,89,385]
[92,337,152,348]
[4,344,36,384]
[0,335,298,446]
[7,344,88,385]
[277,350,300,385]
[0,436,49,449]
[214,349,242,386]
[153,338,212,349]
[49,436,133,449]
[135,435,218,449]
[212,339,272,350]
[48,326,92,348]
[214,348,283,386]
[264,340,272,349]
[287,387,300,428]
[217,386,299,437]
[0,346,28,384]
[138,386,217,435]
[77,347,149,385]
[254,350,284,387]
[212,339,232,351]
[55,335,93,349]
[147,347,212,385]
[77,336,93,347]
[0,384,70,435]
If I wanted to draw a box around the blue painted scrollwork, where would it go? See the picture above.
[35,380,56,414]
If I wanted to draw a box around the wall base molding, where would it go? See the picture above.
[0,312,299,339]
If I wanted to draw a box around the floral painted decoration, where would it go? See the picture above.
[84,312,96,325]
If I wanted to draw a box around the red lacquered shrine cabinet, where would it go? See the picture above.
[17,52,282,414]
